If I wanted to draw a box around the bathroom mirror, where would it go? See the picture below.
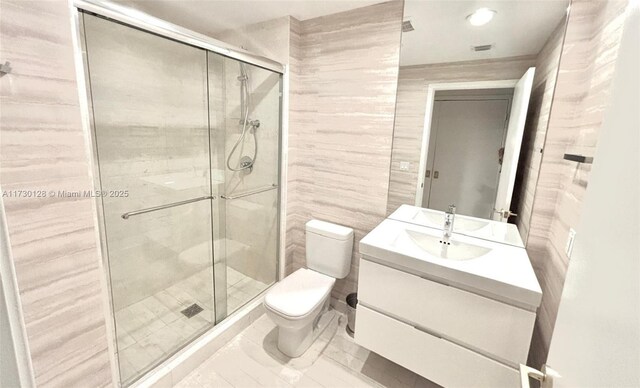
[387,0,570,242]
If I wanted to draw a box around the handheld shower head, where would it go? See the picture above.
[227,63,259,173]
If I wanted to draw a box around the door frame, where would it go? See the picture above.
[414,79,519,207]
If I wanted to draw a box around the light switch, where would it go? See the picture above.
[565,228,576,257]
[399,161,410,171]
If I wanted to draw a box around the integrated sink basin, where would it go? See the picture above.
[360,218,541,309]
[389,205,524,247]
[398,229,491,261]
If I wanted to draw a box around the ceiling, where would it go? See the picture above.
[400,0,569,66]
[113,0,382,37]
[112,0,568,66]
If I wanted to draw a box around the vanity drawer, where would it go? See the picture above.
[355,305,520,388]
[358,258,535,364]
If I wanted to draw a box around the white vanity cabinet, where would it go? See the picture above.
[355,219,541,388]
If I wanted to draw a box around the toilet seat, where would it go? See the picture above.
[265,268,335,320]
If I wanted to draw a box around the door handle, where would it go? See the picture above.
[433,171,439,179]
[494,209,517,219]
[519,364,559,388]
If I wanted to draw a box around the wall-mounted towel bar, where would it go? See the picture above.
[563,154,594,164]
[0,61,12,77]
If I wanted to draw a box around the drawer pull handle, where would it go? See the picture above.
[413,325,443,339]
[419,275,451,287]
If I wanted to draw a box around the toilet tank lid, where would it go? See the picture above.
[306,220,353,241]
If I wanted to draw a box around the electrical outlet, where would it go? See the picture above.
[399,161,410,171]
[565,228,576,257]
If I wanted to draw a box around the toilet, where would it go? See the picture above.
[264,220,354,357]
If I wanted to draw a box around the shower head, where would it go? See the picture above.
[238,62,249,81]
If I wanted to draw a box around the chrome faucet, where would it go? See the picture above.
[441,204,456,245]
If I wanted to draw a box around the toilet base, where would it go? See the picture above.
[277,324,314,357]
[275,302,336,358]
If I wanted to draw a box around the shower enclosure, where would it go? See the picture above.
[79,11,282,385]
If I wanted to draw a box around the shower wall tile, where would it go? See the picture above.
[386,55,536,214]
[286,1,404,301]
[0,1,113,386]
[284,16,304,277]
[524,0,628,368]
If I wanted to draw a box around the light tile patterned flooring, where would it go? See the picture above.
[227,267,269,313]
[175,311,441,388]
[115,267,267,384]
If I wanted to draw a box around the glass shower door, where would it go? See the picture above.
[83,14,215,384]
[208,53,281,319]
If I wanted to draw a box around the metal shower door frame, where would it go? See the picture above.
[68,2,287,385]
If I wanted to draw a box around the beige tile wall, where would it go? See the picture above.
[386,56,536,214]
[0,1,113,386]
[284,17,303,276]
[525,0,629,368]
[286,1,404,305]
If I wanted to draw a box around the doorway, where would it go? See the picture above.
[421,89,513,218]
[415,71,535,222]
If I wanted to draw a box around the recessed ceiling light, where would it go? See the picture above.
[467,8,497,26]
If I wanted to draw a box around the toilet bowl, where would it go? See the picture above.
[264,220,353,357]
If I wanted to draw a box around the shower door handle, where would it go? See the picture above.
[121,196,214,219]
[221,184,278,200]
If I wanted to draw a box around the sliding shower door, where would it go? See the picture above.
[82,11,282,386]
[83,14,215,384]
[209,54,280,320]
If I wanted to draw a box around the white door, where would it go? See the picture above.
[520,7,639,387]
[427,99,511,218]
[493,67,535,221]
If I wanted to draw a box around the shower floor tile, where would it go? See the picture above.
[226,267,268,313]
[115,266,267,384]
[175,311,441,388]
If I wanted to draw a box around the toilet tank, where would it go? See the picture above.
[305,220,354,279]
